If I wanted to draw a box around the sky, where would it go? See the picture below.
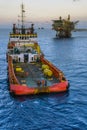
[0,0,87,28]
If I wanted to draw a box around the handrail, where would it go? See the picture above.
[8,55,20,84]
[40,56,66,82]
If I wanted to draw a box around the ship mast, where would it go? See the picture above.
[11,3,37,37]
[21,3,25,34]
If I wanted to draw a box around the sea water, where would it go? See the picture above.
[0,28,87,130]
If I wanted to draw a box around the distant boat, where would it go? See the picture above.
[38,27,44,30]
[7,3,69,95]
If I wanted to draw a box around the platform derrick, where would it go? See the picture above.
[52,15,78,38]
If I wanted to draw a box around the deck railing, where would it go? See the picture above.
[8,55,20,85]
[40,56,66,82]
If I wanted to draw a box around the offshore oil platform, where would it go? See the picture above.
[52,15,78,38]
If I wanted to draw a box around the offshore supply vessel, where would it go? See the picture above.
[52,15,78,38]
[7,4,69,95]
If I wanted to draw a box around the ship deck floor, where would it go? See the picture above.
[13,62,59,88]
